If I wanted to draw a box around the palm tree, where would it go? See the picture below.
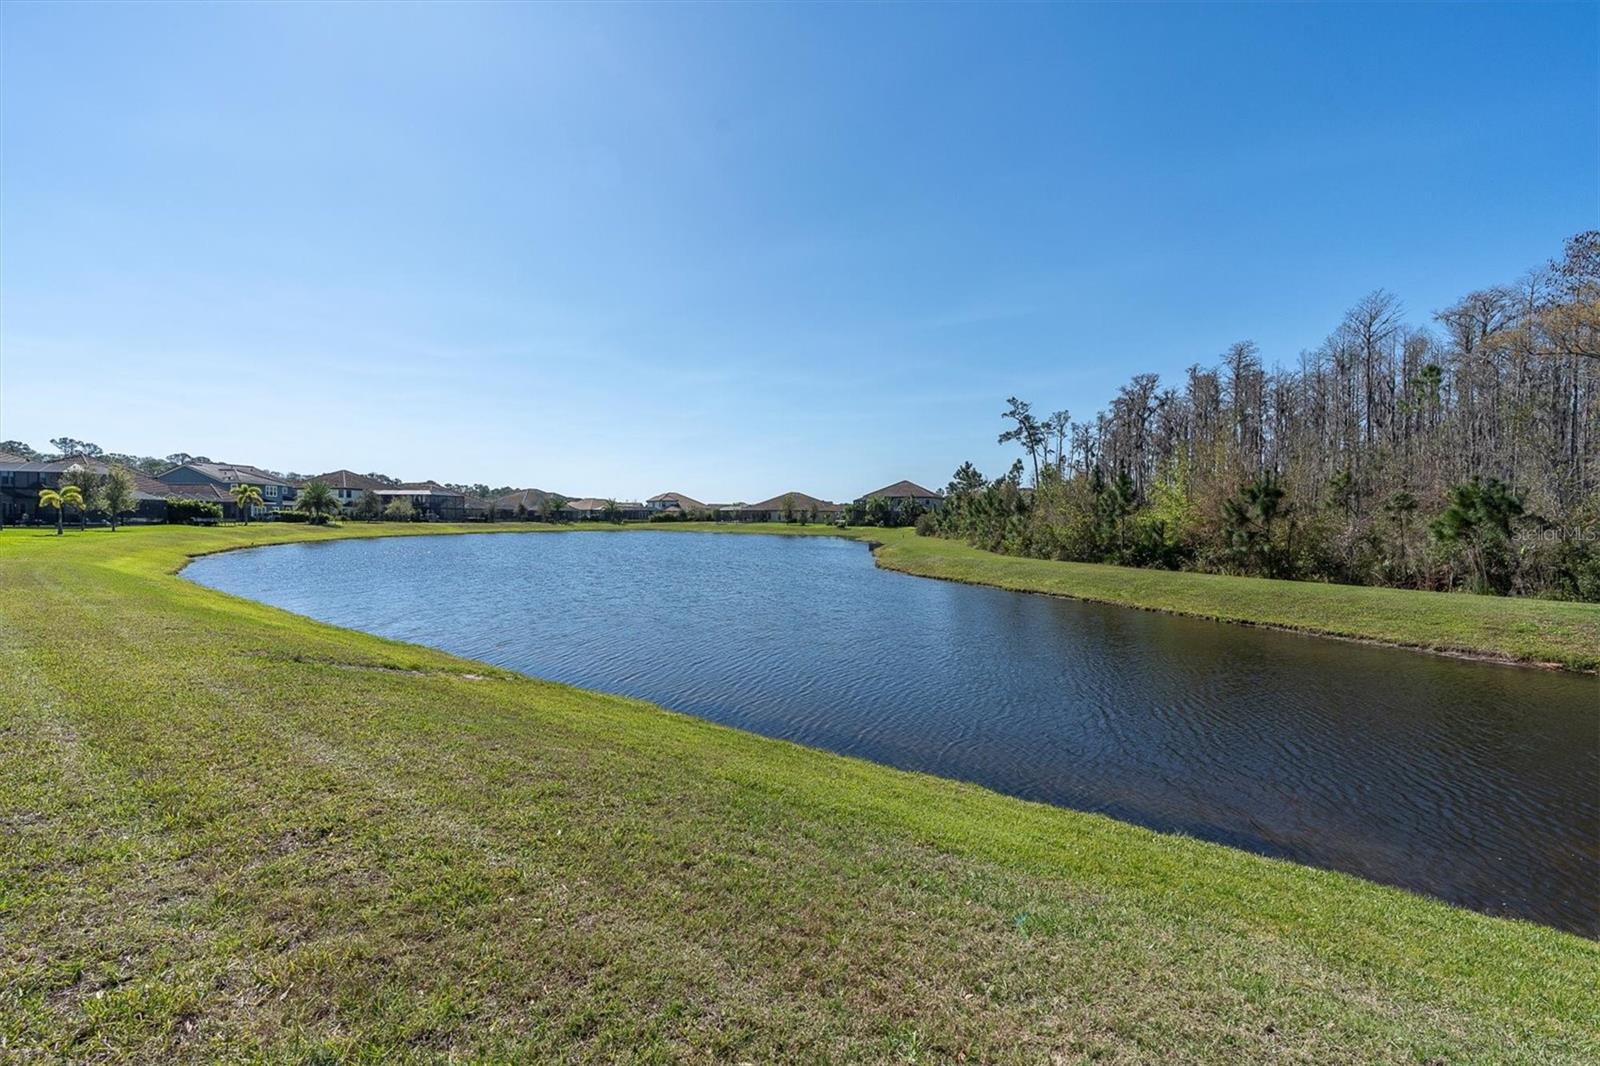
[230,483,265,523]
[38,485,84,535]
[60,463,104,531]
[296,480,340,524]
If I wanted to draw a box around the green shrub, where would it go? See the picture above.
[164,497,223,524]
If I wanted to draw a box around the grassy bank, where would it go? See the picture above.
[1,523,1596,1062]
[720,524,1598,672]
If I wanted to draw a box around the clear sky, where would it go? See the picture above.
[1,2,1594,500]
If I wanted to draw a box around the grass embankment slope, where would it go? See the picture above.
[1,523,1596,1063]
[818,527,1598,672]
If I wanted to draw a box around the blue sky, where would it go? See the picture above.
[1,2,1594,500]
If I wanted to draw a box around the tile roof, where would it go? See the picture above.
[159,483,237,504]
[0,453,103,474]
[130,471,173,501]
[493,488,555,512]
[647,491,707,509]
[398,480,463,495]
[744,491,842,512]
[862,480,942,500]
[159,462,292,487]
[563,498,643,511]
[0,455,243,509]
[0,456,172,502]
[302,470,389,491]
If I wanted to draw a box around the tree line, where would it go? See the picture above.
[922,232,1600,600]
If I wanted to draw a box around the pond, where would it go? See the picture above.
[184,531,1600,935]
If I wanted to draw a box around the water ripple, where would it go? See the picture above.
[185,531,1600,935]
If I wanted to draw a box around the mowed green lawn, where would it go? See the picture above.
[1,523,1596,1063]
[827,528,1599,672]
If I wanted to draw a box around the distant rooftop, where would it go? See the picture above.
[494,488,557,511]
[862,480,941,500]
[161,461,292,487]
[647,491,707,510]
[745,491,841,512]
[159,483,236,504]
[301,469,389,491]
[375,481,465,498]
[565,497,643,510]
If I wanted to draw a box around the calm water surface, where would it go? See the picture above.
[185,531,1600,934]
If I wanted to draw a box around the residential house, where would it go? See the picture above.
[374,481,468,521]
[645,491,706,514]
[858,480,944,513]
[563,498,648,521]
[156,461,297,517]
[300,469,390,513]
[738,491,843,523]
[0,454,170,525]
[0,451,34,524]
[493,488,559,520]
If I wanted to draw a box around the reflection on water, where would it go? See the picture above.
[185,531,1600,934]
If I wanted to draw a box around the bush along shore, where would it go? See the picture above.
[1,521,1597,1063]
[858,527,1600,672]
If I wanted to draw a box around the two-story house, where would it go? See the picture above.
[156,461,297,517]
[645,491,707,514]
[300,469,390,512]
[0,453,170,525]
